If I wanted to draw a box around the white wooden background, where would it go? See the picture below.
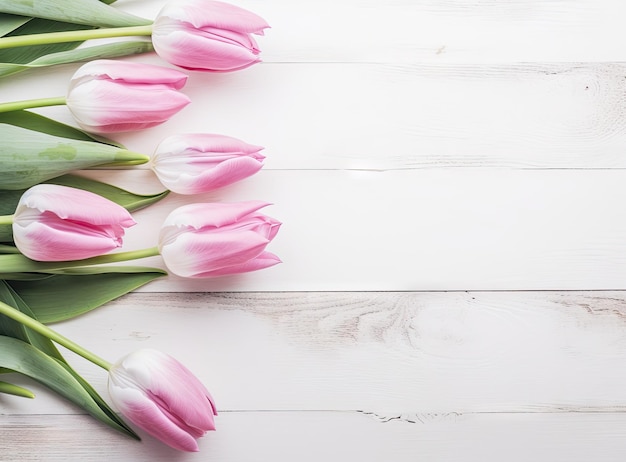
[2,0,626,460]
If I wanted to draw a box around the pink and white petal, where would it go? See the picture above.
[161,156,263,194]
[67,81,190,133]
[16,185,135,228]
[71,60,189,89]
[197,251,282,277]
[107,386,200,452]
[153,30,259,71]
[158,0,270,34]
[160,230,269,277]
[155,133,263,157]
[13,221,122,261]
[160,201,271,230]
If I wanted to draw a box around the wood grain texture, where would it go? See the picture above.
[2,0,626,459]
[72,168,626,291]
[115,0,626,64]
[4,292,626,416]
[3,411,626,462]
[8,62,626,170]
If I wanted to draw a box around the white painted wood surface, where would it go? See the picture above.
[2,0,626,460]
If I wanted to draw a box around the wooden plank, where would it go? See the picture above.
[5,291,626,415]
[5,62,626,170]
[69,168,626,291]
[120,0,626,63]
[2,411,626,461]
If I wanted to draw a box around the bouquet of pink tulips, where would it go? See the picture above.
[0,0,279,453]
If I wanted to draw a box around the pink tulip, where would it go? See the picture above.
[108,349,217,452]
[159,201,281,277]
[151,133,265,194]
[152,0,270,72]
[66,60,191,133]
[12,184,135,261]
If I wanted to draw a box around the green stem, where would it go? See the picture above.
[0,25,154,50]
[0,247,161,274]
[0,214,13,226]
[0,300,112,370]
[0,97,67,114]
[76,247,161,267]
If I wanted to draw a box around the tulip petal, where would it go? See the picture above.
[108,386,200,452]
[14,220,123,261]
[161,230,270,277]
[196,251,282,277]
[158,0,270,35]
[16,184,135,227]
[152,30,260,71]
[161,201,272,230]
[67,79,191,133]
[70,59,189,89]
[157,157,263,194]
[156,133,264,156]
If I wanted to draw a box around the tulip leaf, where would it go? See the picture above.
[0,335,139,438]
[0,40,153,78]
[0,110,122,146]
[44,174,170,212]
[0,14,31,36]
[0,124,142,190]
[0,282,139,439]
[0,244,18,254]
[0,18,97,64]
[0,380,35,398]
[8,267,167,323]
[0,0,151,28]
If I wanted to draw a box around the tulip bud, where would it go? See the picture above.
[151,133,265,194]
[158,201,281,277]
[13,184,135,261]
[108,349,217,452]
[152,0,270,72]
[66,60,191,133]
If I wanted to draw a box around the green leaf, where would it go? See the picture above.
[0,244,18,254]
[45,174,170,212]
[0,14,31,36]
[0,380,35,398]
[0,124,144,190]
[0,283,139,439]
[0,282,63,358]
[8,267,166,323]
[0,18,96,64]
[0,40,153,78]
[0,0,151,28]
[0,110,121,146]
[0,335,139,439]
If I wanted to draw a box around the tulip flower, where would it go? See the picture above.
[151,0,270,72]
[158,201,281,277]
[151,133,265,194]
[3,199,281,277]
[0,60,190,134]
[0,1,270,75]
[66,60,191,133]
[0,301,216,452]
[108,349,217,452]
[9,184,135,261]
